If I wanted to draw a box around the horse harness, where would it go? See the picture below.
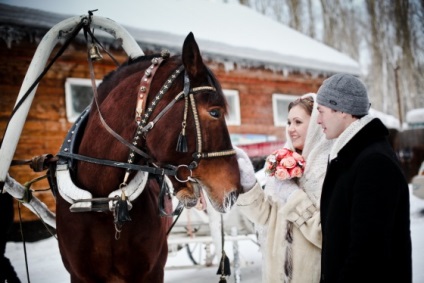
[55,50,236,232]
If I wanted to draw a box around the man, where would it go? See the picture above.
[316,73,412,283]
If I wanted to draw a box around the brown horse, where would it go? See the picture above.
[54,33,241,282]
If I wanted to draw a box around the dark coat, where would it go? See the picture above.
[320,118,412,283]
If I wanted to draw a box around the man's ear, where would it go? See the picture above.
[341,112,358,125]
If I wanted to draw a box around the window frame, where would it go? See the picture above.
[64,78,101,122]
[223,89,241,126]
[272,93,297,126]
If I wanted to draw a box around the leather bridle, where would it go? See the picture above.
[56,50,236,219]
[125,54,236,184]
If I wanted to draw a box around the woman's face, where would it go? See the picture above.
[287,105,311,151]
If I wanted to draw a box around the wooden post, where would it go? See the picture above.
[232,226,241,283]
[394,65,403,128]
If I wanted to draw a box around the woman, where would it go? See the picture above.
[235,93,333,283]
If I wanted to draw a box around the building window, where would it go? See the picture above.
[224,89,241,125]
[65,78,100,122]
[272,94,298,126]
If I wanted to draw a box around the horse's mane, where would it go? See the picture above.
[101,53,161,84]
[94,53,167,106]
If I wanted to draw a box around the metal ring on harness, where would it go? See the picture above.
[175,164,192,183]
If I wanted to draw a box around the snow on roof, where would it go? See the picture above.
[0,0,360,75]
[406,108,424,124]
[369,108,401,130]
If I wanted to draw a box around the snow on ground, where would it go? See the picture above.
[5,186,424,283]
[5,233,262,283]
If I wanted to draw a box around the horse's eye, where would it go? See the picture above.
[209,109,221,119]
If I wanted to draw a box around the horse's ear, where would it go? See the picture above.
[182,32,207,79]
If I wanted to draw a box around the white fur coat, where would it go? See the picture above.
[237,93,333,283]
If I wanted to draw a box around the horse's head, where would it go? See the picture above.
[143,33,241,213]
[77,32,241,213]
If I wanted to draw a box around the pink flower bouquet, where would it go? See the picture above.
[265,148,306,180]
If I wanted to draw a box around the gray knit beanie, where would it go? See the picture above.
[316,74,370,116]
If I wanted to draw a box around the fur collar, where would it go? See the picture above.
[329,116,388,161]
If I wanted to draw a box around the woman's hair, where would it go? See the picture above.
[288,96,314,116]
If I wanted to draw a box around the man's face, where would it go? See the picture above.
[316,104,346,140]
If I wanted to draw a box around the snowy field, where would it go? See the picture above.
[5,186,424,283]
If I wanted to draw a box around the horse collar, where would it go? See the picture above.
[57,106,90,170]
